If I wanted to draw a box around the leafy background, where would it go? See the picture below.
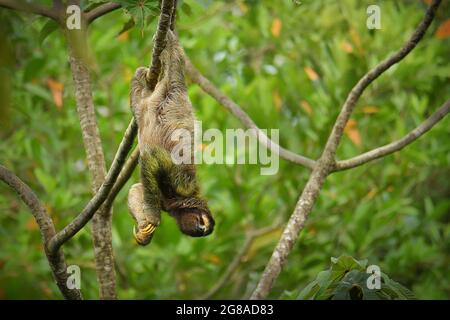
[0,0,449,299]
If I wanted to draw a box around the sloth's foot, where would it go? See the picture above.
[133,222,157,246]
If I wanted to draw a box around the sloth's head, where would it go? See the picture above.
[172,208,215,237]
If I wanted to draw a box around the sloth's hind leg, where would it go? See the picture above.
[128,181,161,246]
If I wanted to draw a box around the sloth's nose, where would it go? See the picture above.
[199,222,207,230]
[197,215,211,234]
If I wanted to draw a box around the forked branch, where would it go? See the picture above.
[47,119,137,254]
[0,165,82,300]
[184,58,316,170]
[250,0,442,299]
[335,99,450,171]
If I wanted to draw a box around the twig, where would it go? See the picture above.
[0,0,59,21]
[86,2,121,24]
[250,0,442,300]
[170,0,178,31]
[0,165,82,300]
[335,99,450,171]
[184,58,316,170]
[147,0,175,88]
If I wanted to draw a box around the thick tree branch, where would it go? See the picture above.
[103,148,140,213]
[250,0,441,299]
[65,24,118,298]
[184,58,316,170]
[0,165,82,300]
[335,99,450,171]
[86,2,121,24]
[47,119,137,254]
[0,0,59,21]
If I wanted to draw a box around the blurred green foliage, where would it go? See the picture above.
[291,255,416,300]
[0,0,449,299]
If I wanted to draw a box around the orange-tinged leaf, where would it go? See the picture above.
[245,228,282,260]
[423,0,432,4]
[300,100,313,115]
[344,119,362,146]
[362,106,379,114]
[118,31,129,42]
[273,90,282,112]
[340,40,353,53]
[25,217,38,231]
[350,28,364,54]
[345,119,357,128]
[271,18,282,38]
[304,66,319,81]
[47,78,63,109]
[435,19,450,39]
[365,188,378,200]
[238,1,249,14]
[205,254,221,265]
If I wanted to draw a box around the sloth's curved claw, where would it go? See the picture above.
[133,223,157,246]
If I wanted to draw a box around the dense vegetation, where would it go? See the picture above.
[0,0,449,299]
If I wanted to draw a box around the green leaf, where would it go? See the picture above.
[181,2,192,16]
[117,17,136,36]
[39,20,58,44]
[34,168,57,193]
[114,0,159,33]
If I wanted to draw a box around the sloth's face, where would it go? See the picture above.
[174,210,215,237]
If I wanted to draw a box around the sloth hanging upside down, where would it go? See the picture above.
[128,31,215,245]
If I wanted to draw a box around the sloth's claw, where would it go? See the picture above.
[133,223,157,246]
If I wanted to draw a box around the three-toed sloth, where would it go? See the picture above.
[128,31,214,245]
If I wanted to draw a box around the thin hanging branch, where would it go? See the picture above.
[334,99,450,171]
[0,0,59,21]
[147,0,175,88]
[170,0,178,31]
[0,165,82,300]
[86,2,121,24]
[184,58,316,170]
[250,0,442,299]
